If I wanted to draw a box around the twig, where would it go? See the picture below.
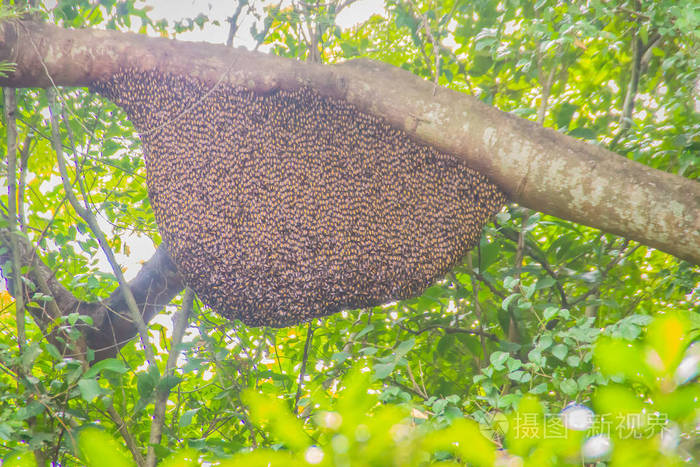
[509,210,530,343]
[408,0,440,91]
[466,254,488,365]
[570,241,640,306]
[496,225,569,308]
[400,323,499,341]
[17,133,32,233]
[106,403,145,467]
[225,1,248,47]
[611,36,642,146]
[405,363,428,399]
[4,87,26,354]
[389,378,428,401]
[294,322,315,415]
[146,288,194,467]
[469,269,505,299]
[46,88,157,365]
[536,59,558,125]
[253,2,279,51]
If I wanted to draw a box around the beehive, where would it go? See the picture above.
[91,69,506,327]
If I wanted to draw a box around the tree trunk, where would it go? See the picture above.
[0,19,698,266]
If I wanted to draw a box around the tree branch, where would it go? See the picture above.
[225,1,248,48]
[0,19,697,265]
[146,288,193,467]
[294,322,315,415]
[0,228,184,362]
[106,403,145,467]
[47,88,157,365]
[3,87,26,353]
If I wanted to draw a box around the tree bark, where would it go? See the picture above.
[0,19,698,266]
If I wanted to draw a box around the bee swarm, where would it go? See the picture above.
[92,69,506,327]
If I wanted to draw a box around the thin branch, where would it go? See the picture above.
[408,0,440,91]
[146,288,194,467]
[405,363,428,399]
[3,87,26,354]
[253,1,283,51]
[610,26,646,148]
[509,210,530,343]
[470,269,505,299]
[0,223,183,362]
[536,60,558,125]
[466,254,488,366]
[106,403,145,467]
[389,377,429,401]
[225,1,248,47]
[570,241,641,306]
[620,37,642,131]
[496,224,569,308]
[294,322,315,415]
[400,323,499,341]
[17,133,32,233]
[46,88,157,365]
[59,103,91,210]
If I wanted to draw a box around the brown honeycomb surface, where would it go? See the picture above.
[91,69,506,327]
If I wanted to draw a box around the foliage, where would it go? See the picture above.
[0,0,699,466]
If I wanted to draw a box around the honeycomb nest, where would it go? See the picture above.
[92,69,506,327]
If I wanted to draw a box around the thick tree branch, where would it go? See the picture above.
[0,230,184,362]
[0,20,697,265]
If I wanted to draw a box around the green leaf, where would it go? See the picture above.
[559,378,578,395]
[508,370,531,383]
[20,342,42,369]
[355,324,374,339]
[506,357,522,372]
[332,350,350,364]
[373,362,396,380]
[77,427,135,467]
[551,344,568,361]
[556,103,578,130]
[242,389,309,451]
[156,374,183,393]
[503,276,519,290]
[4,451,35,467]
[421,418,496,465]
[566,355,580,367]
[44,343,63,359]
[538,335,554,350]
[84,358,128,378]
[179,409,199,428]
[594,337,651,384]
[396,338,415,356]
[522,283,536,299]
[490,351,509,370]
[136,367,160,399]
[78,378,104,402]
[568,127,597,140]
[16,402,44,421]
[543,306,559,320]
[535,277,557,290]
[502,293,520,311]
[160,449,200,467]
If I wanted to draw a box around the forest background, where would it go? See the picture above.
[0,0,699,465]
